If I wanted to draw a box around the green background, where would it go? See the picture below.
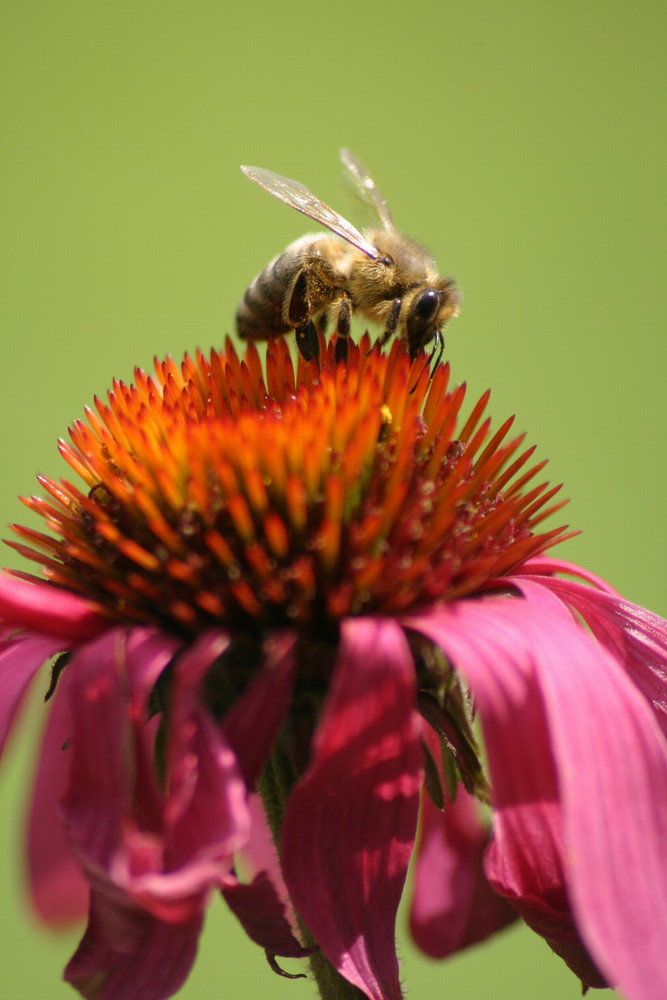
[1,1,665,997]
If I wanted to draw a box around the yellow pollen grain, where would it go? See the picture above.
[383,364,411,427]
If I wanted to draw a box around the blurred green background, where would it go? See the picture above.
[1,1,665,997]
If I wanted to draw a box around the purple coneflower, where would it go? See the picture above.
[1,335,666,1000]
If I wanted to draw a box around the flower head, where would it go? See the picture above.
[2,335,667,1000]
[10,336,565,630]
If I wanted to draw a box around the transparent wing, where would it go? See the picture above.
[340,149,395,231]
[241,165,381,260]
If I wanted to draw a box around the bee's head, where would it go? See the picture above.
[405,281,460,359]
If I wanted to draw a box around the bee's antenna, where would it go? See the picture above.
[409,331,444,394]
[429,329,445,373]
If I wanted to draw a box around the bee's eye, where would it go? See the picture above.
[378,255,393,267]
[413,289,440,321]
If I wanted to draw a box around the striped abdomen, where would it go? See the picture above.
[236,245,306,341]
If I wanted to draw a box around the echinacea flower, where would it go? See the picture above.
[2,334,667,1000]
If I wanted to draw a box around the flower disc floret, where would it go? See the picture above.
[9,337,569,633]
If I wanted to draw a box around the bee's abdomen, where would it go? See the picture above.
[236,251,303,341]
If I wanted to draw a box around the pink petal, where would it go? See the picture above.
[0,630,63,755]
[62,629,167,872]
[281,618,422,1000]
[162,631,250,864]
[519,582,667,1000]
[513,555,621,595]
[26,667,89,924]
[234,792,298,922]
[65,889,202,1000]
[410,755,516,958]
[64,628,249,922]
[221,870,312,959]
[157,706,249,882]
[223,631,297,787]
[0,574,108,640]
[407,591,667,999]
[519,570,667,737]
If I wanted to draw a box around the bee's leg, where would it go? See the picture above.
[284,270,319,364]
[285,260,339,366]
[370,298,402,355]
[334,296,352,364]
[286,270,310,326]
[295,319,320,364]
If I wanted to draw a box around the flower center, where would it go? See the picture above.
[9,337,569,635]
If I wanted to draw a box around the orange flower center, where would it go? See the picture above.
[9,337,569,635]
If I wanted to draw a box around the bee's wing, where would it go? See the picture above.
[241,165,381,260]
[340,149,395,232]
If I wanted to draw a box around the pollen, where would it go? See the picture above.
[8,336,571,634]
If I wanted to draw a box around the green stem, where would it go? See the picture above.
[258,740,366,1000]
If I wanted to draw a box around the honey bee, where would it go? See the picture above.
[236,150,459,366]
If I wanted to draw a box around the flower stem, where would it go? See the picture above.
[259,739,366,1000]
[306,950,367,1000]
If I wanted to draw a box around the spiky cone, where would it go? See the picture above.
[1,334,667,1000]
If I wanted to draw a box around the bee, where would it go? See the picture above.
[236,150,459,366]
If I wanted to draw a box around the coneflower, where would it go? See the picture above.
[1,335,666,1000]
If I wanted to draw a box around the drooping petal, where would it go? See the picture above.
[62,627,251,1000]
[406,600,600,979]
[410,761,516,958]
[160,631,250,878]
[26,667,89,924]
[0,630,64,756]
[281,618,422,1000]
[221,794,308,963]
[65,890,202,1000]
[471,625,607,988]
[62,629,175,876]
[221,870,313,960]
[65,628,250,920]
[0,575,107,641]
[513,555,621,595]
[223,631,297,788]
[61,628,195,1000]
[517,582,667,1000]
[407,592,667,999]
[519,568,667,737]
